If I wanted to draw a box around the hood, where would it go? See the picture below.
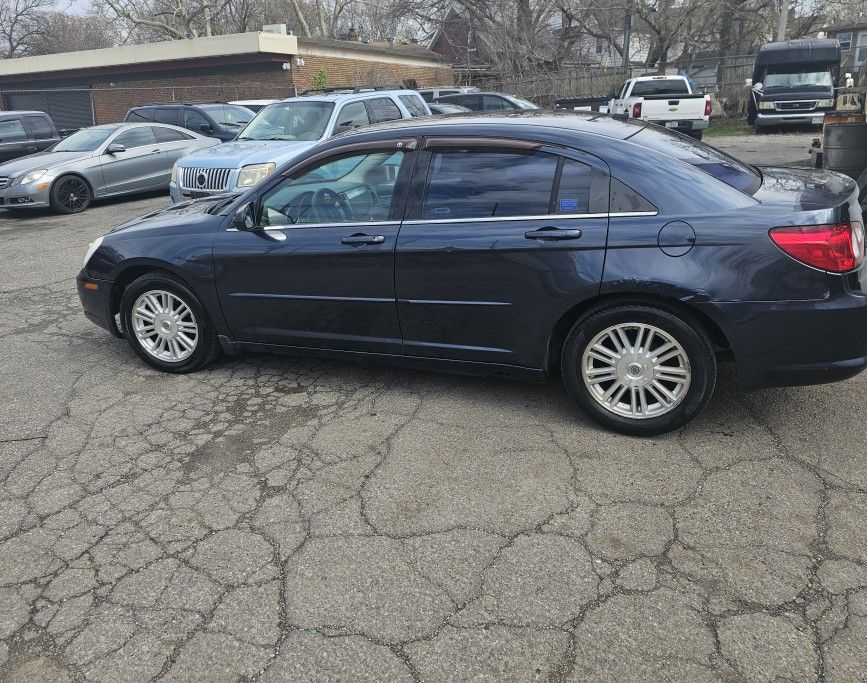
[0,150,93,176]
[177,139,316,168]
[109,194,239,236]
[754,166,858,212]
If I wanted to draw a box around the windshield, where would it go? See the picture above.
[53,128,115,152]
[631,79,690,96]
[198,104,254,127]
[631,126,762,195]
[762,67,833,91]
[237,102,335,142]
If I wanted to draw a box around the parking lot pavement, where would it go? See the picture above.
[1,135,865,682]
[708,131,814,166]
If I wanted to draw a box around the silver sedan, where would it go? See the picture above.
[0,122,221,214]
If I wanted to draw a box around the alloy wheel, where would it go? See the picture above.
[55,177,90,212]
[581,322,691,420]
[131,290,199,363]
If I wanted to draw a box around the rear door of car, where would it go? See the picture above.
[0,117,31,162]
[395,137,611,369]
[21,115,59,152]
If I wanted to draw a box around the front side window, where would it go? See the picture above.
[399,95,428,117]
[483,95,513,110]
[113,127,157,149]
[238,102,334,142]
[153,108,181,126]
[184,109,210,133]
[334,102,370,132]
[0,119,27,141]
[198,104,254,128]
[422,150,557,219]
[366,97,402,123]
[258,150,406,227]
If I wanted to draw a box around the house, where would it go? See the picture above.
[820,23,867,78]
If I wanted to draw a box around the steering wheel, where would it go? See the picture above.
[312,188,353,223]
[279,191,313,224]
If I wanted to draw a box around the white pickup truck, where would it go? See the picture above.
[608,75,711,139]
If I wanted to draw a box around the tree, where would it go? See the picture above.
[23,11,117,55]
[0,0,53,56]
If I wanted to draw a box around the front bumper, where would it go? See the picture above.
[756,111,828,127]
[705,277,867,390]
[0,181,51,208]
[77,271,120,336]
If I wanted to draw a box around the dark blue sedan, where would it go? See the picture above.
[77,112,867,435]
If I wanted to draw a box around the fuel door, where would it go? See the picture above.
[657,220,696,257]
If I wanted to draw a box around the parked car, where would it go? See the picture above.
[428,102,472,115]
[433,92,539,111]
[169,90,430,202]
[0,122,219,213]
[124,102,255,142]
[230,99,280,113]
[418,86,480,102]
[78,112,867,435]
[0,111,60,164]
[746,39,841,132]
[608,75,711,139]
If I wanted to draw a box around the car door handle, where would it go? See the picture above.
[341,233,385,246]
[524,227,582,241]
[150,148,161,154]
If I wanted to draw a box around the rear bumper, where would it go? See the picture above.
[705,284,867,390]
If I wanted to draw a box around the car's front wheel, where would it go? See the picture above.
[119,272,221,373]
[561,304,717,435]
[49,175,91,214]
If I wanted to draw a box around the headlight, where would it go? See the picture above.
[816,99,833,108]
[237,162,276,187]
[758,101,775,111]
[83,236,104,268]
[171,161,179,183]
[17,169,47,185]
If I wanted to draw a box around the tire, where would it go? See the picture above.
[49,174,91,214]
[561,304,716,436]
[119,272,221,373]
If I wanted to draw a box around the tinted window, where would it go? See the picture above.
[198,103,253,127]
[184,109,210,133]
[113,127,157,149]
[555,159,592,214]
[0,118,27,141]
[631,126,762,194]
[442,94,481,110]
[610,178,657,213]
[420,91,434,102]
[334,102,370,132]
[152,126,191,142]
[483,95,513,110]
[126,108,153,122]
[153,107,181,126]
[366,97,402,123]
[259,150,406,226]
[630,79,689,96]
[423,150,557,219]
[399,94,428,117]
[22,115,54,139]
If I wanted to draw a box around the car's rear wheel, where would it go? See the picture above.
[49,175,92,214]
[119,272,221,373]
[561,304,716,435]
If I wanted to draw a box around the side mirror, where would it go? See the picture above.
[232,201,257,231]
[199,124,213,135]
[752,81,763,92]
[744,78,753,87]
[106,143,126,154]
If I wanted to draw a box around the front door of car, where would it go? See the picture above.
[213,139,416,354]
[100,127,164,194]
[395,139,611,369]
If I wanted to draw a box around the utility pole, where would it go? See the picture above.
[622,10,631,69]
[777,0,788,41]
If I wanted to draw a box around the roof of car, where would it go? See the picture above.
[334,110,644,141]
[0,110,51,117]
[279,89,418,104]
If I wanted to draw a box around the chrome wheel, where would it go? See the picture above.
[581,322,691,420]
[131,290,198,363]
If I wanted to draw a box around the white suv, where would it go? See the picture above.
[169,89,430,202]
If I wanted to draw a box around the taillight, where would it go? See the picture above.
[632,102,642,118]
[704,98,712,117]
[769,222,865,272]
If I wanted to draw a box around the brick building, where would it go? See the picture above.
[0,32,453,130]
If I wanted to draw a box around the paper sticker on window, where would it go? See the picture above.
[429,206,451,216]
[559,198,579,212]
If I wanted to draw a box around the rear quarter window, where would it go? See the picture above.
[126,108,153,122]
[399,94,428,117]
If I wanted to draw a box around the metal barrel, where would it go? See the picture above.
[823,122,867,180]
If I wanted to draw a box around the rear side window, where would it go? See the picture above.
[366,97,403,123]
[610,178,657,213]
[420,91,434,102]
[153,108,181,126]
[22,115,54,139]
[445,94,481,110]
[399,94,428,117]
[152,126,191,142]
[0,119,27,141]
[483,95,513,110]
[113,127,157,149]
[630,79,689,96]
[126,107,153,122]
[554,159,592,214]
[422,150,557,219]
[631,126,761,194]
[335,102,370,132]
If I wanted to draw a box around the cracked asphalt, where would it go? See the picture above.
[1,133,865,682]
